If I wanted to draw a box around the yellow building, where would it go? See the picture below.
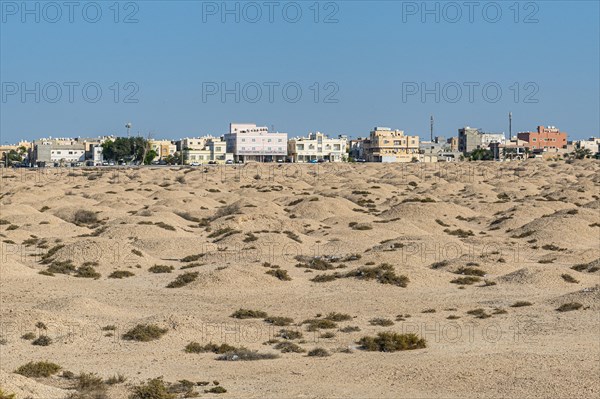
[364,127,420,162]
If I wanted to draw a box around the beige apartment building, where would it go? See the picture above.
[364,127,420,162]
[178,136,231,164]
[149,140,177,160]
[287,132,348,162]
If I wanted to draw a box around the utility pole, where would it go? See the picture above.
[509,112,512,139]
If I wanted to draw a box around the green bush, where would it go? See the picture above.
[307,347,330,357]
[369,318,394,326]
[358,332,426,352]
[148,265,174,273]
[265,269,291,281]
[345,263,409,287]
[74,265,101,279]
[264,316,294,326]
[129,378,175,399]
[274,341,305,353]
[230,309,268,319]
[278,329,303,340]
[561,274,579,283]
[122,324,168,342]
[450,276,481,285]
[454,267,486,277]
[109,270,135,279]
[510,301,533,307]
[303,319,337,331]
[32,335,52,346]
[324,312,352,322]
[185,342,237,354]
[166,271,199,288]
[15,361,61,377]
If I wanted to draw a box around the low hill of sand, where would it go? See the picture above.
[0,161,598,398]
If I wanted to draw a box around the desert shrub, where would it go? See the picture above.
[454,267,486,277]
[444,229,474,238]
[243,233,258,242]
[510,301,532,307]
[73,210,98,225]
[310,274,340,283]
[148,265,174,273]
[447,315,460,320]
[278,329,303,340]
[264,316,294,326]
[216,348,279,361]
[101,325,116,331]
[180,262,203,270]
[295,257,335,270]
[166,272,199,288]
[482,280,497,287]
[129,378,175,399]
[492,308,508,315]
[450,276,481,285]
[345,263,409,287]
[466,308,491,319]
[175,212,200,223]
[320,332,336,338]
[154,222,176,231]
[36,321,47,330]
[74,265,101,279]
[180,254,204,263]
[212,203,240,220]
[430,260,449,269]
[324,312,352,322]
[204,386,227,394]
[556,302,583,312]
[21,332,36,340]
[283,230,302,243]
[15,361,61,377]
[231,309,268,319]
[131,249,143,257]
[32,335,52,346]
[207,227,240,239]
[109,270,135,279]
[274,341,305,353]
[561,274,579,283]
[265,269,291,281]
[185,342,236,354]
[122,324,168,342]
[307,347,331,357]
[74,372,107,396]
[421,309,436,313]
[369,318,394,326]
[47,260,76,275]
[340,326,360,333]
[303,319,337,331]
[358,332,426,352]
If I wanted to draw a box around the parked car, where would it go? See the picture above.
[225,160,233,164]
[190,162,200,166]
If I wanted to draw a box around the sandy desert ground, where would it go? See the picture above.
[0,161,598,398]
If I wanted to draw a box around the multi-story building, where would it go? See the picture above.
[287,132,347,162]
[458,127,505,154]
[33,139,86,165]
[224,123,287,162]
[178,136,232,164]
[149,139,177,160]
[349,138,367,160]
[517,126,567,151]
[363,127,420,162]
[575,137,599,153]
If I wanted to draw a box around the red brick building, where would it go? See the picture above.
[517,126,567,151]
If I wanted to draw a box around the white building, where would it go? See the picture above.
[224,123,287,162]
[287,132,347,162]
[576,137,600,153]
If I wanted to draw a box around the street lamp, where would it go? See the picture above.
[126,123,132,138]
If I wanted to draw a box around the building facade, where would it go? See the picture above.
[363,127,420,162]
[149,139,177,160]
[517,126,567,151]
[458,127,505,153]
[287,132,347,162]
[224,123,287,162]
[179,136,232,164]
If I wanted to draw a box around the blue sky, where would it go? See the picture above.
[1,0,598,143]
